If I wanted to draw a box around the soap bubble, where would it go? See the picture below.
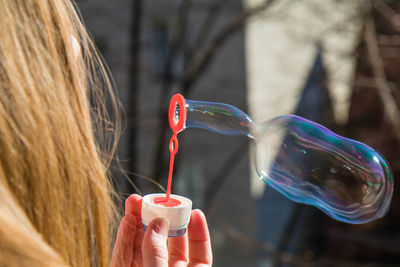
[253,115,393,224]
[169,94,394,224]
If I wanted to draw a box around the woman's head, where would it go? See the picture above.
[0,0,119,266]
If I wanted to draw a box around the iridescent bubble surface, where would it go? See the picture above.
[180,97,394,224]
[185,99,253,136]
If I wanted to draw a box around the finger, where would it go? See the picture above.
[110,214,137,267]
[125,194,142,218]
[188,210,212,266]
[168,232,188,267]
[125,194,144,266]
[142,217,170,267]
[132,225,144,266]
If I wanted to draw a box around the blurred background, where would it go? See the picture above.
[77,0,400,266]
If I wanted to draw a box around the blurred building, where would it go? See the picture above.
[78,0,400,266]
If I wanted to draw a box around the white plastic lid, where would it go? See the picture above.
[141,193,192,237]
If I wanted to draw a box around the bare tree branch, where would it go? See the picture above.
[182,0,277,94]
[365,15,400,140]
[373,0,400,32]
[152,0,193,181]
[203,140,247,213]
[213,214,395,266]
[153,0,276,184]
[125,0,143,196]
[186,0,229,66]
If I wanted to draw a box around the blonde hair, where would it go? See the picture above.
[0,0,120,266]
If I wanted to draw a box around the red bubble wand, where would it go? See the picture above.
[154,94,186,207]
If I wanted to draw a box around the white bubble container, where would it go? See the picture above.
[141,193,192,237]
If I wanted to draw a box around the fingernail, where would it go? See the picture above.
[153,217,170,235]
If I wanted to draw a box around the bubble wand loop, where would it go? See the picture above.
[166,94,186,202]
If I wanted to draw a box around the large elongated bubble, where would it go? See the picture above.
[170,94,394,224]
[254,116,393,224]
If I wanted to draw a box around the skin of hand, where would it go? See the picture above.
[111,194,213,267]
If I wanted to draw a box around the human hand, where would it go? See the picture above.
[111,194,212,267]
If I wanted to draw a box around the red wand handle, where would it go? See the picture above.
[166,133,178,201]
[165,94,186,201]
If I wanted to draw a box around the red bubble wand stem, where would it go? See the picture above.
[154,94,186,207]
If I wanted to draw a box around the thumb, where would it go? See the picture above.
[142,217,170,267]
